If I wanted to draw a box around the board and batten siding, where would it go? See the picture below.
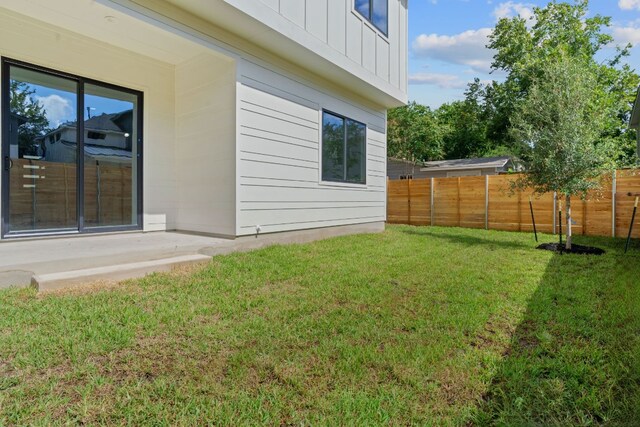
[236,59,387,236]
[256,0,407,93]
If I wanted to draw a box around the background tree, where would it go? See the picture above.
[487,0,639,165]
[510,53,613,250]
[437,86,488,159]
[387,101,445,163]
[386,1,638,167]
[9,80,50,156]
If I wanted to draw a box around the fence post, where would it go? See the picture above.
[386,177,389,223]
[582,199,587,235]
[553,192,557,235]
[457,177,461,227]
[430,177,434,226]
[485,175,489,230]
[612,170,617,238]
[407,178,412,225]
[517,187,522,232]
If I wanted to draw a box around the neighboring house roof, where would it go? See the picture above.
[42,110,132,138]
[83,113,126,133]
[420,156,514,172]
[631,87,640,129]
[387,157,426,166]
[84,145,132,159]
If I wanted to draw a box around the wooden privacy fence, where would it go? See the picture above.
[387,171,640,239]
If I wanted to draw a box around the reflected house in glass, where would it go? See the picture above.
[0,0,408,240]
[41,111,133,165]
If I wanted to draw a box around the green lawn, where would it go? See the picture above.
[0,225,638,426]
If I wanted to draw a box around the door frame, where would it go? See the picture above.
[1,57,144,238]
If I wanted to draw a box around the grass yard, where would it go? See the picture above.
[1,225,639,426]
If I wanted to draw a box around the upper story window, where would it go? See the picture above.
[355,0,388,35]
[322,111,366,185]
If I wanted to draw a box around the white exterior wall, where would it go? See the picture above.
[231,0,408,95]
[1,0,401,239]
[175,53,237,236]
[236,59,387,236]
[0,9,178,233]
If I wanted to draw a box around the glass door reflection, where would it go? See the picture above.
[7,65,78,233]
[83,84,138,228]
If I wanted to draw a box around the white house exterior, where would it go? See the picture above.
[0,0,408,239]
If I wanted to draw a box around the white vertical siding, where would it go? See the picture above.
[327,0,346,54]
[279,0,305,27]
[362,25,377,74]
[175,53,237,236]
[398,0,408,91]
[305,0,328,42]
[236,59,387,235]
[261,0,279,10]
[256,0,408,94]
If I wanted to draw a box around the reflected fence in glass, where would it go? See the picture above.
[2,59,142,236]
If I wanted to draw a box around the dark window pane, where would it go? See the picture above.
[372,0,388,34]
[346,119,366,184]
[322,112,345,182]
[355,0,370,20]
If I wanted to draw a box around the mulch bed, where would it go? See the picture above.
[536,242,605,255]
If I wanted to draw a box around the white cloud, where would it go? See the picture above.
[493,1,535,21]
[409,73,498,89]
[612,24,640,45]
[619,0,640,11]
[408,73,467,89]
[36,95,74,128]
[412,28,495,73]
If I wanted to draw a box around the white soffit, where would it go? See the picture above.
[0,0,207,65]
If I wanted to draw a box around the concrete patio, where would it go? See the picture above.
[0,232,229,291]
[0,222,383,291]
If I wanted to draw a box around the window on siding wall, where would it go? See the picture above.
[355,0,388,35]
[322,111,366,184]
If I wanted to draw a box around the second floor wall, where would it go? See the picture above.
[161,0,408,107]
[252,0,408,96]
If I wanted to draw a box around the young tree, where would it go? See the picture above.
[510,53,614,250]
[387,102,445,163]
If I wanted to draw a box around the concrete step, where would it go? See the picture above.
[32,254,211,292]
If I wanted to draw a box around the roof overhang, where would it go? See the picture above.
[143,0,408,108]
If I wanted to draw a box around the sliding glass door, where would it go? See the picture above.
[1,59,143,237]
[83,84,140,229]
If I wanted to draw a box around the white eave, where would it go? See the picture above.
[150,0,408,108]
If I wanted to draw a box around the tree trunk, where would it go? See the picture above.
[565,194,572,250]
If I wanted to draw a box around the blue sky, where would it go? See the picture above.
[409,0,640,108]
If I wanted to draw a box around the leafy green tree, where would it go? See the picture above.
[387,102,445,163]
[437,80,495,159]
[486,0,639,165]
[510,53,614,250]
[9,80,50,156]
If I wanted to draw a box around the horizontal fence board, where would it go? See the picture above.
[387,171,640,240]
